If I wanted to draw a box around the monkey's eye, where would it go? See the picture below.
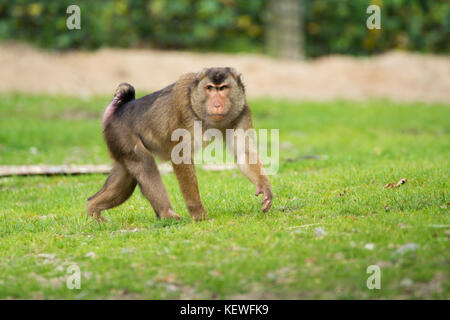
[219,85,228,91]
[206,85,214,91]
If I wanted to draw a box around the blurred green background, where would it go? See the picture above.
[0,0,448,57]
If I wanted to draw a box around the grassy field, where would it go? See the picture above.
[0,93,448,299]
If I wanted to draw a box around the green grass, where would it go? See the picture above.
[0,93,448,299]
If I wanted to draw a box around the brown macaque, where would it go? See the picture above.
[87,67,272,222]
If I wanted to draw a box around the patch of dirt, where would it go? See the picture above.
[399,272,448,299]
[0,42,449,103]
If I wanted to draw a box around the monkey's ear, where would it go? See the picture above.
[195,68,208,83]
[237,72,243,83]
[228,67,243,83]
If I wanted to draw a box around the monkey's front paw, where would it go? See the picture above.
[88,211,108,223]
[193,214,211,222]
[255,185,273,213]
[160,208,181,220]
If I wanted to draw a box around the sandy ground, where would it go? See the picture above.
[0,42,449,103]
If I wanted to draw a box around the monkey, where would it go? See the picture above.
[87,67,272,222]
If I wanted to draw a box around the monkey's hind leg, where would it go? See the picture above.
[124,156,180,220]
[87,162,137,222]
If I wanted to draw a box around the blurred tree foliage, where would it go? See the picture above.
[0,0,264,52]
[304,0,449,56]
[0,0,448,56]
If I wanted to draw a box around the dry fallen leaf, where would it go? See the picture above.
[384,178,408,189]
[395,243,419,255]
[156,274,177,284]
[395,178,408,187]
[314,227,327,237]
[400,278,414,288]
[305,257,317,265]
[84,251,96,258]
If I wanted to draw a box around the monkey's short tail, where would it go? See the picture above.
[103,83,135,128]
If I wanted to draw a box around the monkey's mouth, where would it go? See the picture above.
[209,114,227,121]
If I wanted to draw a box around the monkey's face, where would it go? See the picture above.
[191,67,246,126]
[204,81,231,121]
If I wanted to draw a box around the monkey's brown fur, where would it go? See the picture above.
[87,67,272,222]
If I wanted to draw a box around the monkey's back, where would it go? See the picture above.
[103,82,179,162]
